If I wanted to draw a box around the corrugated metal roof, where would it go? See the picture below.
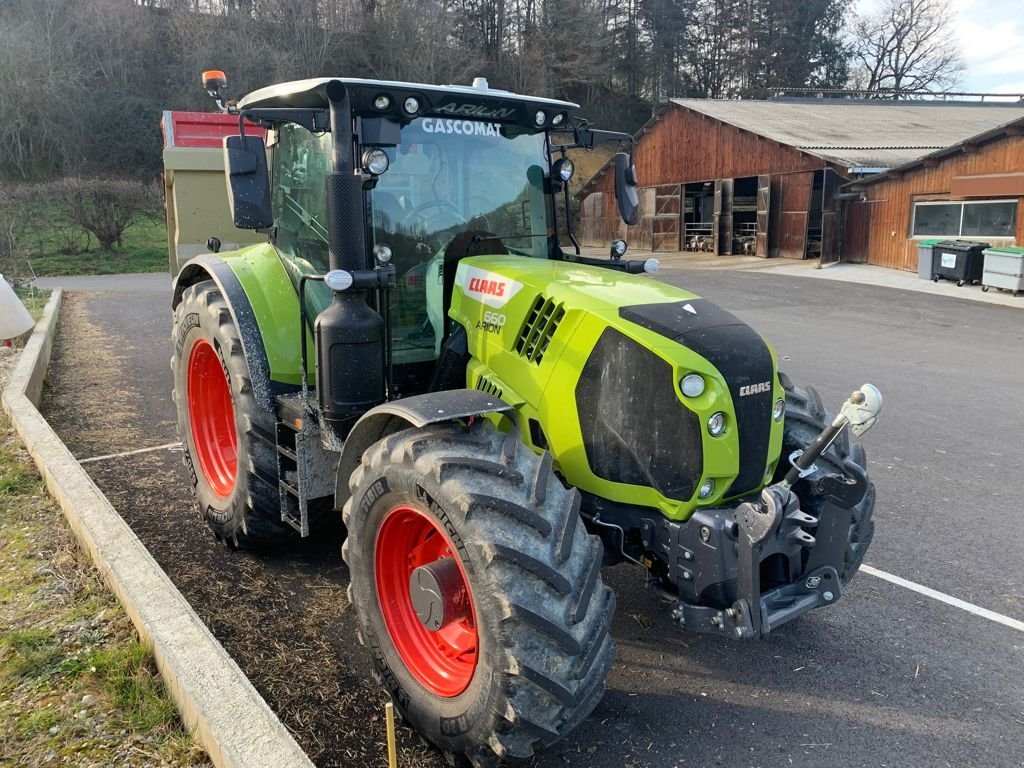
[669,98,1024,168]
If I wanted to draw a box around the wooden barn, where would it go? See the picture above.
[579,99,1024,265]
[843,116,1024,271]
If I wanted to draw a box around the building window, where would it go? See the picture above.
[911,200,1017,238]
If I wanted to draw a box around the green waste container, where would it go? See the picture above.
[916,239,942,280]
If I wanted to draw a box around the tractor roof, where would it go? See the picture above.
[238,77,579,128]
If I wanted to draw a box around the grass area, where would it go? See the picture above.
[0,417,208,767]
[18,217,168,277]
[13,286,51,322]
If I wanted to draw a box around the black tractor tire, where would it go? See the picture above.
[342,421,616,767]
[777,374,875,583]
[171,280,297,547]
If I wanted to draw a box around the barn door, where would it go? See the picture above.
[756,175,770,258]
[820,170,841,265]
[778,172,813,259]
[713,179,734,255]
[652,184,682,252]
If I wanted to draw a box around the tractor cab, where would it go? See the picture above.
[217,76,642,401]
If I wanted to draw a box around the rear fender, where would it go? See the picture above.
[173,244,311,410]
[334,390,513,510]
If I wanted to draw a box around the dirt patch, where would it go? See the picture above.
[41,293,446,768]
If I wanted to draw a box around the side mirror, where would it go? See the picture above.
[614,152,639,225]
[224,134,272,230]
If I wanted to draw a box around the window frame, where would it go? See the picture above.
[910,198,1018,240]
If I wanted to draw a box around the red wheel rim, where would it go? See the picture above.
[375,505,478,697]
[187,340,237,498]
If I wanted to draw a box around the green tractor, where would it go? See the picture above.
[168,72,881,766]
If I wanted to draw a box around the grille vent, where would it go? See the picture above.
[515,296,565,364]
[475,376,503,399]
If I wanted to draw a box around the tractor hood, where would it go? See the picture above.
[453,255,702,324]
[449,254,784,521]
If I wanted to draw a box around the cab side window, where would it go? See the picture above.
[271,124,332,275]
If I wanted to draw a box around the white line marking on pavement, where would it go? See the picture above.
[861,564,1024,633]
[79,442,181,465]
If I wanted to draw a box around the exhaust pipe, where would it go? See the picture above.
[315,80,386,442]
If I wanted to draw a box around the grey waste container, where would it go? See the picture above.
[916,239,941,280]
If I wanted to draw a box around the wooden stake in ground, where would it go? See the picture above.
[385,701,397,768]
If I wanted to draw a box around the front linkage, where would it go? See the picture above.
[662,384,882,639]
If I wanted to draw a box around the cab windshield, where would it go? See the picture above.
[369,118,552,366]
[270,117,553,379]
[371,118,552,259]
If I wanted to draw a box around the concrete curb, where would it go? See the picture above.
[1,291,314,768]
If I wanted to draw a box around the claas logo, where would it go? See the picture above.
[467,277,506,297]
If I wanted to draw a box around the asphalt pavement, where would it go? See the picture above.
[37,267,1024,768]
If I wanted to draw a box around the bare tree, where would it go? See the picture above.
[850,0,964,97]
[52,177,160,251]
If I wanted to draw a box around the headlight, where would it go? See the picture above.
[698,478,715,499]
[534,110,546,126]
[773,398,785,421]
[362,149,390,176]
[373,243,393,264]
[680,374,705,398]
[707,412,726,436]
[373,95,390,110]
[403,96,420,114]
[552,112,566,126]
[553,157,574,182]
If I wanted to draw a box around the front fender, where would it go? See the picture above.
[334,390,512,510]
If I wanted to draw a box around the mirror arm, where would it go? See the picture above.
[238,107,329,134]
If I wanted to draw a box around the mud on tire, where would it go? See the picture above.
[171,279,297,546]
[342,421,616,767]
[777,374,875,583]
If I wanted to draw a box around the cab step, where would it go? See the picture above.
[275,393,338,536]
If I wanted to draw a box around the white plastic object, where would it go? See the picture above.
[0,276,34,339]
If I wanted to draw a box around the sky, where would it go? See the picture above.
[855,0,1024,97]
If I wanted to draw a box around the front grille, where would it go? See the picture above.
[575,328,702,500]
[620,299,775,498]
[515,295,565,364]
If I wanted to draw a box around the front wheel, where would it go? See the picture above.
[342,422,616,766]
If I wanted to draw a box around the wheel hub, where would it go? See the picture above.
[375,505,478,697]
[410,558,471,632]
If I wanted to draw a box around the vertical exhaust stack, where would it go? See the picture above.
[315,80,386,442]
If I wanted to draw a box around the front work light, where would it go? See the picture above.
[553,157,574,182]
[403,96,420,115]
[362,149,390,176]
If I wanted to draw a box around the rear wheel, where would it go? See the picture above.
[342,421,616,767]
[777,376,875,583]
[171,280,295,546]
